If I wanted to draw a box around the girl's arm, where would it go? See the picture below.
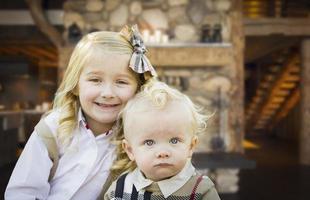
[5,130,53,200]
[102,179,117,200]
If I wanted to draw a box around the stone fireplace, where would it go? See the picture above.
[58,0,246,193]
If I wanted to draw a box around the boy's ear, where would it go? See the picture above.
[188,135,198,157]
[122,139,135,161]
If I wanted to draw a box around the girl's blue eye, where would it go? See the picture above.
[144,140,155,146]
[170,138,179,144]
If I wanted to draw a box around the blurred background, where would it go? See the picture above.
[0,0,310,199]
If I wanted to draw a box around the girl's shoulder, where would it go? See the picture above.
[41,110,61,137]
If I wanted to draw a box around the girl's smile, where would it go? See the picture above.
[94,102,121,111]
[78,51,138,135]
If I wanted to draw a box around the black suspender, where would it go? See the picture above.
[114,173,152,200]
[131,185,138,200]
[115,173,127,199]
[143,190,152,200]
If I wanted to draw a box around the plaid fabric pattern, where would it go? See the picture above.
[110,191,203,200]
[104,173,221,200]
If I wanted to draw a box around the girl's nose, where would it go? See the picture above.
[100,84,115,98]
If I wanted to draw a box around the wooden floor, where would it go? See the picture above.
[222,136,310,200]
[1,136,309,200]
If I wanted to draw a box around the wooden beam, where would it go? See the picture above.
[1,45,58,69]
[0,47,18,55]
[148,44,233,67]
[38,61,58,68]
[7,46,41,61]
[0,10,63,25]
[25,46,57,61]
[4,47,25,56]
[245,36,300,63]
[244,18,310,36]
[25,0,64,48]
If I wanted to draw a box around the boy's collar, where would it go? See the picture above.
[130,159,195,198]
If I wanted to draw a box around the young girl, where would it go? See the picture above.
[5,25,156,200]
[104,81,220,200]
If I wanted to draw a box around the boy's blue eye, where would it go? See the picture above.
[144,140,155,146]
[170,138,179,144]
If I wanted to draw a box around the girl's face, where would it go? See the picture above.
[77,51,138,135]
[123,103,197,181]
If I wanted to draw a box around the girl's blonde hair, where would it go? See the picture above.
[53,31,140,147]
[111,80,209,176]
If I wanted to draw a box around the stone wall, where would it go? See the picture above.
[59,0,242,153]
[156,66,235,152]
[58,0,244,193]
[62,0,232,43]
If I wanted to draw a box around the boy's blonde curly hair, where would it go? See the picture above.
[110,80,209,177]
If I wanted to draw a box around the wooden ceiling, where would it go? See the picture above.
[0,0,61,68]
[0,44,58,68]
[0,24,60,68]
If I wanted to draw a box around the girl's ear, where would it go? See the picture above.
[188,135,198,157]
[122,139,135,161]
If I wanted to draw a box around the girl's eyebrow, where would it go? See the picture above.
[85,71,103,76]
[118,73,136,79]
[84,71,136,80]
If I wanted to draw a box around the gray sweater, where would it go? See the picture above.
[104,173,221,200]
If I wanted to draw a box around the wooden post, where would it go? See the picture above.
[230,0,245,152]
[25,0,65,84]
[300,39,310,165]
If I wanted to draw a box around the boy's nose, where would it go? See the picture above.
[156,150,171,158]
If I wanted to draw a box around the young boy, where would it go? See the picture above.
[104,81,221,200]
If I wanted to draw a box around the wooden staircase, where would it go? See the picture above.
[245,50,301,133]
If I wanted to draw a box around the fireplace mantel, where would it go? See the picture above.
[147,43,233,67]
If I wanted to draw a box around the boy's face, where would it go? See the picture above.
[123,102,197,182]
[77,50,138,135]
